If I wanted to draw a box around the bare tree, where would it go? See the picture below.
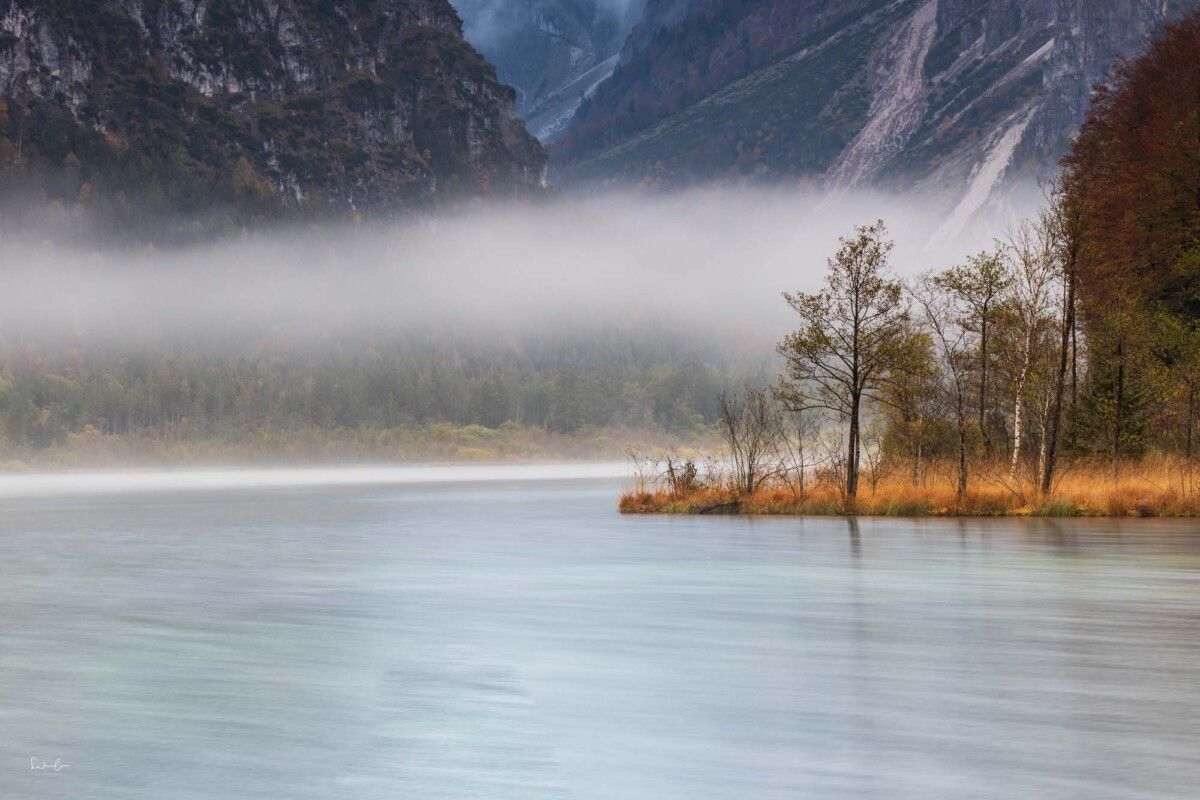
[777,220,907,501]
[625,447,659,496]
[933,246,1011,455]
[818,428,849,498]
[773,403,822,500]
[877,323,941,487]
[910,273,974,498]
[718,386,781,496]
[860,419,893,495]
[1005,218,1057,478]
[664,456,699,497]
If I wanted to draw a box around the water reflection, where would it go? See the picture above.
[1,472,1198,799]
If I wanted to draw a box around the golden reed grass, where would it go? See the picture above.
[620,456,1200,517]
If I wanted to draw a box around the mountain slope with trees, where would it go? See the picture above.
[0,0,546,240]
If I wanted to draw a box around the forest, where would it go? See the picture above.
[624,14,1200,516]
[0,0,545,244]
[0,324,739,466]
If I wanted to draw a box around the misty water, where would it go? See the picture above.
[3,466,1199,799]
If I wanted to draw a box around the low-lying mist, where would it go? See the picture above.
[1,186,1017,348]
[0,186,1036,461]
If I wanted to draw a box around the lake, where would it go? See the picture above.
[2,465,1199,798]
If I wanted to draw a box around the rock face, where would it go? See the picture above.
[0,0,546,236]
[553,0,1197,227]
[451,0,637,142]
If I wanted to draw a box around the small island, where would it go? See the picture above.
[623,22,1200,519]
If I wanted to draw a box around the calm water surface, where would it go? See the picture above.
[2,466,1199,798]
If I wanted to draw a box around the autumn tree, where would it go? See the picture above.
[1041,177,1084,494]
[718,386,781,495]
[877,324,943,487]
[933,246,1011,454]
[1064,12,1200,323]
[1054,11,1200,486]
[1068,298,1156,463]
[909,274,974,498]
[1004,217,1058,477]
[1160,317,1200,464]
[777,220,907,501]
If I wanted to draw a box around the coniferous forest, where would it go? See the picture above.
[0,325,741,464]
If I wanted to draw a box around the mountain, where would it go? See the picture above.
[552,0,1198,232]
[450,0,639,142]
[0,0,546,238]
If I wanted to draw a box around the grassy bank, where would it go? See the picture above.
[620,457,1200,517]
[0,423,712,471]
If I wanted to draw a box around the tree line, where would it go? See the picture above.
[704,13,1200,506]
[757,205,1084,503]
[0,331,741,452]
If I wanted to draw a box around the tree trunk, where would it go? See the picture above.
[957,419,968,499]
[846,392,861,501]
[799,440,807,499]
[1187,384,1195,462]
[1042,261,1076,495]
[1070,315,1079,403]
[1113,338,1125,464]
[1036,394,1050,490]
[1009,389,1025,479]
[1009,312,1035,478]
[911,421,922,488]
[1188,383,1196,495]
[979,309,990,454]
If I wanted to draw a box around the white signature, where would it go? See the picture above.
[30,757,70,772]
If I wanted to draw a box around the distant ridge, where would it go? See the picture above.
[551,0,1198,225]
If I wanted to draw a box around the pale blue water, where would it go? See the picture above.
[2,467,1199,798]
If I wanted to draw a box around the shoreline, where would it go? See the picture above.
[620,460,1200,518]
[619,497,1188,518]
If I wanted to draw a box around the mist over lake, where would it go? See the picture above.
[4,1,1200,796]
[0,188,997,342]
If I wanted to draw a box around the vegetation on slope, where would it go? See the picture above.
[0,0,545,241]
[622,12,1200,516]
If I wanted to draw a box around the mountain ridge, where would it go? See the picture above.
[0,0,546,239]
[550,0,1198,228]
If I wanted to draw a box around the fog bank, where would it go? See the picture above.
[0,187,1022,345]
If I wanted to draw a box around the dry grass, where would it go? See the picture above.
[620,456,1200,517]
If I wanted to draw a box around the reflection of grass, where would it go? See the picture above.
[0,424,715,470]
[621,457,1200,517]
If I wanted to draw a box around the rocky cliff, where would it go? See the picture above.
[553,0,1197,231]
[0,0,546,238]
[451,0,636,141]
